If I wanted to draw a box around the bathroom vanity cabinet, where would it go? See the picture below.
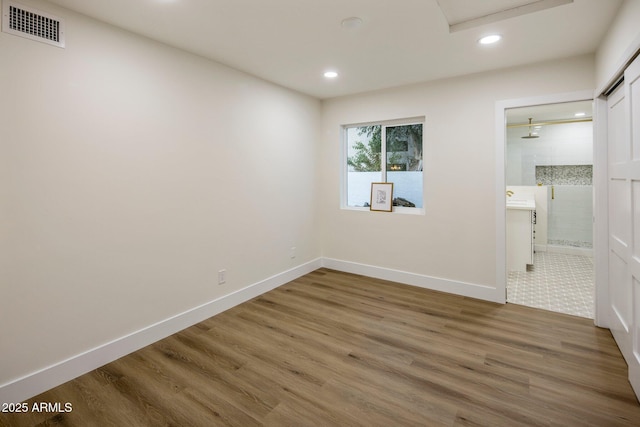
[507,203,535,272]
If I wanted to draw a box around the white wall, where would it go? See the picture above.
[595,0,640,92]
[0,0,321,391]
[319,55,596,298]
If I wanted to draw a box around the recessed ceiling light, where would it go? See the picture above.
[324,71,338,79]
[575,112,586,117]
[478,34,502,45]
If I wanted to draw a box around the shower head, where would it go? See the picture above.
[522,117,539,139]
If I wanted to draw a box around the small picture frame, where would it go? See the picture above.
[370,182,394,212]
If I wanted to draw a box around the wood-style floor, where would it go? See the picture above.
[2,268,640,426]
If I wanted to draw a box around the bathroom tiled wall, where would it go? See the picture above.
[506,121,592,186]
[535,166,593,249]
[546,185,593,248]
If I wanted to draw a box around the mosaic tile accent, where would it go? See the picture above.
[507,252,593,319]
[548,239,593,248]
[535,165,592,185]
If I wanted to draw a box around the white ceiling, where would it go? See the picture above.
[506,100,593,124]
[43,0,622,99]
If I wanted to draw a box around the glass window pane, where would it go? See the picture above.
[386,124,423,208]
[346,125,382,207]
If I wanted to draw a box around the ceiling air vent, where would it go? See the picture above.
[2,1,65,48]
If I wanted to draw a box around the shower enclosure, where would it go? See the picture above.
[536,165,593,252]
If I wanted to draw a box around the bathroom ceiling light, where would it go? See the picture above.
[478,34,501,45]
[324,71,338,79]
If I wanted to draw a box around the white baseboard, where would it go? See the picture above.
[0,258,322,405]
[1,256,500,404]
[321,258,501,303]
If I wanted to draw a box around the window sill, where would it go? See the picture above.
[342,206,425,215]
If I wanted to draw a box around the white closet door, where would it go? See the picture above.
[608,53,640,396]
[627,54,640,395]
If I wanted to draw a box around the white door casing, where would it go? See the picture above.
[495,90,595,306]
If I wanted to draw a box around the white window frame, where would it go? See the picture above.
[341,116,425,215]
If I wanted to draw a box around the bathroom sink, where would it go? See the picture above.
[507,199,535,209]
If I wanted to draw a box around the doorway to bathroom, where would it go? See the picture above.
[505,100,594,318]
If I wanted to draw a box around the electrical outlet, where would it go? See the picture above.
[218,269,226,285]
[290,246,296,259]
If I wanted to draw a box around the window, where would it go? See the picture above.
[344,118,424,210]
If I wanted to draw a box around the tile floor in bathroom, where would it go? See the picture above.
[507,251,594,319]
